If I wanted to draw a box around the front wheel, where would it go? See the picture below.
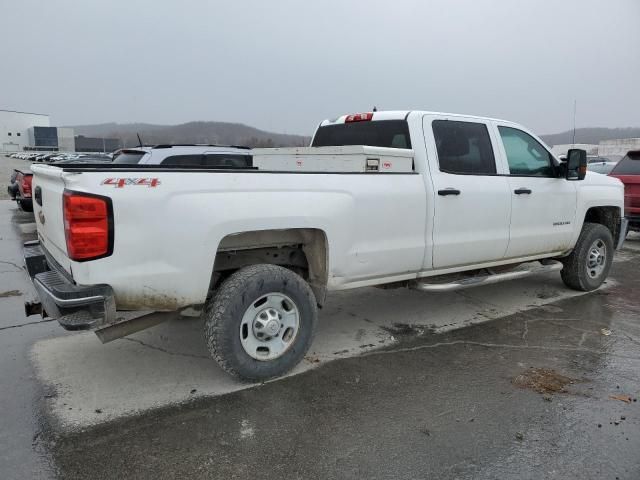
[560,222,614,291]
[204,264,317,382]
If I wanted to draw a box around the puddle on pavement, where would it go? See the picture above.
[0,289,22,297]
[380,322,436,336]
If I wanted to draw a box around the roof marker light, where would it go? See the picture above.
[345,112,373,123]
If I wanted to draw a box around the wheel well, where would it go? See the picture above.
[584,206,621,244]
[211,229,329,305]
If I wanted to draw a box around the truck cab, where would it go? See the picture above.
[312,111,624,271]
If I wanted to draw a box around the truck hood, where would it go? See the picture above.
[583,170,624,189]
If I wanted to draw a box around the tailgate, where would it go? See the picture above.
[30,164,72,273]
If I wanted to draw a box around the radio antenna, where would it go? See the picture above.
[572,100,577,144]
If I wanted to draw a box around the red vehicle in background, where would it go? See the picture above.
[609,150,640,235]
[7,169,33,212]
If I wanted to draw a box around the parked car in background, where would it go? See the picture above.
[588,155,621,174]
[41,153,59,162]
[609,150,640,234]
[52,155,113,165]
[111,144,252,167]
[7,169,33,212]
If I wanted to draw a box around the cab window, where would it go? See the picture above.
[312,120,412,149]
[499,127,554,177]
[432,120,496,175]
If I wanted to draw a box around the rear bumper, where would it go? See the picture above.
[24,241,116,330]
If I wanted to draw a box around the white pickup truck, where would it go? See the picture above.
[24,110,627,381]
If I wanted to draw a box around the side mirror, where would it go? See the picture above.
[566,149,587,180]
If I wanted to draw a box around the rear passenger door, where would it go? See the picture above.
[424,117,511,269]
[495,125,577,257]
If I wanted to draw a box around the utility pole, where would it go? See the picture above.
[572,100,577,145]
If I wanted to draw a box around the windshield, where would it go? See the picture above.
[312,120,412,148]
[610,152,640,175]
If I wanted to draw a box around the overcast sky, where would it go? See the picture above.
[2,0,639,136]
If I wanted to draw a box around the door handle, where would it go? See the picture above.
[438,188,461,196]
[514,188,532,195]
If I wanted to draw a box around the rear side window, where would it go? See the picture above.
[161,154,252,168]
[112,151,146,164]
[160,155,202,166]
[312,120,411,148]
[498,127,554,177]
[432,120,496,175]
[610,152,640,175]
[202,154,252,168]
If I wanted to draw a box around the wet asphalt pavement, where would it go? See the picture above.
[50,276,640,480]
[0,204,61,479]
[0,194,639,479]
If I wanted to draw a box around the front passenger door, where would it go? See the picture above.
[497,125,577,258]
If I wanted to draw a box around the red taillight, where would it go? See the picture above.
[21,177,32,196]
[345,112,373,123]
[63,191,112,261]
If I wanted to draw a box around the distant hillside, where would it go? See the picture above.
[540,127,640,146]
[68,122,640,150]
[67,121,310,148]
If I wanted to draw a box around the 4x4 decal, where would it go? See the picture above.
[101,178,161,188]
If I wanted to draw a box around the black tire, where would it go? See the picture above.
[17,199,33,212]
[560,222,614,291]
[204,264,317,382]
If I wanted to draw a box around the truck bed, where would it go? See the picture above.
[29,160,425,312]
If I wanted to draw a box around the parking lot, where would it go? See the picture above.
[0,159,638,479]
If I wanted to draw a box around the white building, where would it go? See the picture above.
[598,138,640,157]
[56,127,75,152]
[0,109,51,152]
[550,143,599,157]
[551,139,640,160]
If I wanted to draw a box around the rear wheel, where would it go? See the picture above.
[204,264,317,382]
[17,199,33,212]
[561,222,613,291]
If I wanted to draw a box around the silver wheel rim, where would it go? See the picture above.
[240,293,300,361]
[586,239,607,279]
